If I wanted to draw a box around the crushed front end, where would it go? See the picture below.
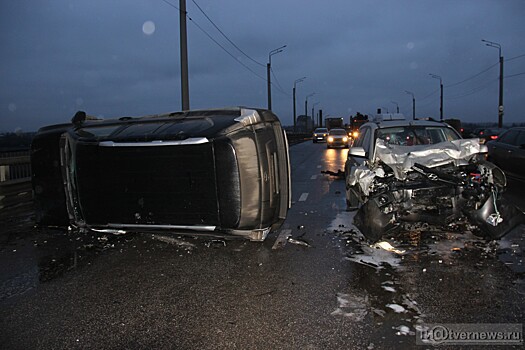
[349,139,524,242]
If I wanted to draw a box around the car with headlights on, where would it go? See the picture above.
[312,127,329,143]
[344,115,524,242]
[327,128,349,148]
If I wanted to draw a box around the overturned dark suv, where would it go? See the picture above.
[31,107,291,241]
[345,115,524,242]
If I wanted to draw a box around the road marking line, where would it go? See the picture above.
[272,229,292,250]
[310,175,317,180]
[299,193,309,201]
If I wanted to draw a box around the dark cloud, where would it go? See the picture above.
[1,0,524,132]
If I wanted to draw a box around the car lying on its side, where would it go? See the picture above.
[345,115,524,242]
[312,127,329,143]
[31,107,291,241]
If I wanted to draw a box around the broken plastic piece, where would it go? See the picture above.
[486,213,503,226]
[287,237,311,247]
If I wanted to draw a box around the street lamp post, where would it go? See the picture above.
[312,102,320,127]
[293,77,306,132]
[430,74,443,120]
[391,101,399,114]
[305,93,316,132]
[482,39,504,128]
[267,45,286,111]
[405,90,415,120]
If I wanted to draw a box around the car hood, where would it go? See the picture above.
[374,138,482,180]
[348,138,483,195]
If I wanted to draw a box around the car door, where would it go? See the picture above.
[507,130,525,178]
[489,129,518,174]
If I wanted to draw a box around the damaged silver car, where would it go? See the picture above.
[31,107,291,241]
[345,115,524,242]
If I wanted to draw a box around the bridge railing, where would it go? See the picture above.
[0,150,33,211]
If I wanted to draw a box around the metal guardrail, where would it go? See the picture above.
[0,151,31,184]
[0,151,32,211]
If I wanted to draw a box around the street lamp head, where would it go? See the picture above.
[481,39,502,56]
[429,73,442,83]
[294,77,306,87]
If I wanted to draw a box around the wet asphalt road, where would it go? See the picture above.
[1,141,524,349]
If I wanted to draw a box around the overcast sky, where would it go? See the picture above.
[1,0,524,132]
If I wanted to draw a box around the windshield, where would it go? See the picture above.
[330,129,347,135]
[314,128,328,133]
[377,126,460,146]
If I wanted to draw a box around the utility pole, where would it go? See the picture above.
[391,101,399,113]
[179,0,190,110]
[482,39,504,128]
[267,45,286,110]
[305,92,315,116]
[430,74,443,120]
[293,77,306,132]
[405,90,415,120]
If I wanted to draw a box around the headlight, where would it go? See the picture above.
[352,131,359,138]
[327,136,334,142]
[313,134,318,137]
[343,137,348,142]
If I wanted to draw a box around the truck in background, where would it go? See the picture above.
[325,117,344,130]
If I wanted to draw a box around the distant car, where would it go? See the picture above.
[486,127,525,181]
[344,115,523,242]
[327,128,349,148]
[312,128,329,143]
[474,128,503,144]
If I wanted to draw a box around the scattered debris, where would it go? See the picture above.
[321,169,345,178]
[204,239,226,248]
[394,325,412,336]
[373,241,406,255]
[287,237,311,247]
[150,234,196,250]
[386,303,407,313]
[331,293,369,321]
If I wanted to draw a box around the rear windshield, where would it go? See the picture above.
[377,126,460,146]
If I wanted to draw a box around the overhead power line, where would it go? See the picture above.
[190,0,265,67]
[160,0,266,81]
[160,0,292,98]
[506,53,525,62]
[446,78,498,100]
[445,62,499,88]
[505,72,525,78]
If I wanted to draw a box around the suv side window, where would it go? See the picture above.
[360,127,372,155]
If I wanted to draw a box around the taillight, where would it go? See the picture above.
[490,135,498,140]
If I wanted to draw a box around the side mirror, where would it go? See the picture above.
[479,144,488,154]
[349,146,366,158]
